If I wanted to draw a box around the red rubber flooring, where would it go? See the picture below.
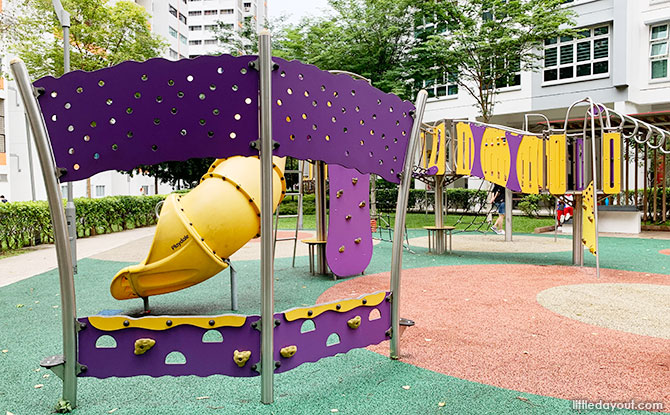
[318,265,670,410]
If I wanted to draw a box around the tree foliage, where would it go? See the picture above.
[1,0,166,80]
[413,0,576,121]
[131,159,215,189]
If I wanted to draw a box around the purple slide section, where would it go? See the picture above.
[77,294,391,378]
[78,315,261,378]
[274,292,391,374]
[504,132,522,192]
[326,165,373,277]
[34,55,415,184]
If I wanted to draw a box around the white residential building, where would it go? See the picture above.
[186,0,267,58]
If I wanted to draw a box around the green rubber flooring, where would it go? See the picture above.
[0,231,667,414]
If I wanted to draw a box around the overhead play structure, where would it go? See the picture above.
[415,101,669,270]
[11,31,427,408]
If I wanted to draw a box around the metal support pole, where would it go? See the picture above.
[572,194,584,266]
[52,0,77,274]
[314,160,327,274]
[589,103,600,278]
[258,30,274,404]
[434,174,444,254]
[230,264,238,311]
[504,188,513,242]
[24,114,37,201]
[11,59,78,407]
[390,90,427,359]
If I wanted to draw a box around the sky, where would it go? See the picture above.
[267,0,333,24]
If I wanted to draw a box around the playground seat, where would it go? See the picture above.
[423,226,455,254]
[301,239,329,276]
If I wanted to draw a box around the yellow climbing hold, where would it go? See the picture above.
[336,190,343,198]
[352,177,358,184]
[339,246,345,253]
[347,316,362,329]
[354,238,361,244]
[133,338,156,355]
[359,201,366,208]
[233,350,251,367]
[280,345,297,358]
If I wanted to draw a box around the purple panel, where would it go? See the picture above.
[34,55,415,184]
[34,55,259,182]
[326,165,373,277]
[273,292,391,373]
[271,59,415,184]
[504,132,522,192]
[77,316,261,378]
[469,124,485,178]
[576,138,584,191]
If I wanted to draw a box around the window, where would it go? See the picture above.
[221,23,234,30]
[204,9,218,15]
[95,185,105,197]
[179,13,187,24]
[544,25,610,83]
[221,8,234,14]
[189,25,202,31]
[487,56,521,89]
[168,26,178,38]
[140,185,149,195]
[169,48,178,59]
[179,34,187,45]
[189,54,201,59]
[650,23,669,80]
[169,4,178,18]
[189,40,202,45]
[204,24,217,31]
[188,10,202,16]
[423,72,458,99]
[243,2,252,12]
[204,39,218,45]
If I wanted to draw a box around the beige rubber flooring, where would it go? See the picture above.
[537,283,670,339]
[408,233,573,253]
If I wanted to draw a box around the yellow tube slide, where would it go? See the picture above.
[110,156,286,300]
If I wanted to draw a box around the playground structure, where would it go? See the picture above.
[416,101,670,274]
[11,32,426,408]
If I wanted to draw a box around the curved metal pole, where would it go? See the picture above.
[390,90,427,359]
[258,30,275,404]
[11,59,78,406]
[588,101,601,279]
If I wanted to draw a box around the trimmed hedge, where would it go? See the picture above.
[0,195,166,252]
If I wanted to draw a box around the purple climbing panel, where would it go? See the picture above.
[326,165,373,277]
[468,124,486,179]
[504,131,522,192]
[34,55,259,183]
[77,293,390,378]
[271,59,415,184]
[34,55,415,184]
[78,315,261,378]
[273,292,391,374]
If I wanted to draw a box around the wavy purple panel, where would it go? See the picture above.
[34,55,415,184]
[505,132,522,192]
[272,59,415,183]
[34,55,259,182]
[326,165,373,277]
[469,124,485,179]
[77,315,261,378]
[273,293,391,374]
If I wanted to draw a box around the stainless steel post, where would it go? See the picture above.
[314,160,327,274]
[572,194,583,266]
[52,0,77,274]
[390,90,427,359]
[504,188,513,242]
[258,30,274,404]
[11,59,78,407]
[434,174,444,254]
[589,103,600,278]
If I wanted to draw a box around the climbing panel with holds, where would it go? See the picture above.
[34,54,415,184]
[516,135,544,194]
[582,181,597,256]
[326,165,373,277]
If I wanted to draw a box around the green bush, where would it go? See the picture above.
[518,194,541,217]
[0,195,167,252]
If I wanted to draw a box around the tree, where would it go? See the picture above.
[131,158,215,189]
[413,0,576,122]
[1,0,166,80]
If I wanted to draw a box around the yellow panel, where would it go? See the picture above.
[480,127,509,186]
[88,314,247,331]
[581,181,597,256]
[434,123,447,175]
[455,122,474,175]
[547,134,567,195]
[421,131,428,169]
[602,132,621,194]
[516,135,544,194]
[283,291,387,321]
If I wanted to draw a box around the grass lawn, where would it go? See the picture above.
[278,213,555,234]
